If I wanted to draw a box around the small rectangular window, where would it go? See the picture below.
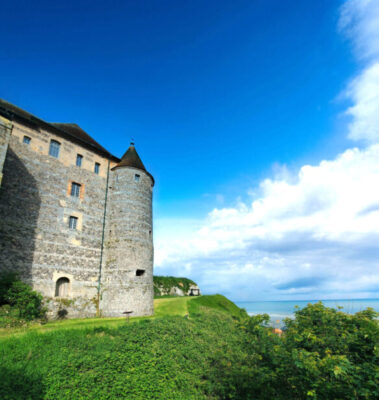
[23,136,31,145]
[134,174,140,182]
[69,216,78,230]
[136,269,145,276]
[49,140,60,158]
[71,182,81,198]
[94,162,100,174]
[76,154,83,167]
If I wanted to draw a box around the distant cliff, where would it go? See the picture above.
[153,276,201,297]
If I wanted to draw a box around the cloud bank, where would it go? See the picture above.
[155,0,379,300]
[340,0,379,143]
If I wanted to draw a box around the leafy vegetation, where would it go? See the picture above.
[0,272,46,326]
[153,275,196,297]
[1,294,377,399]
[208,302,379,400]
[0,297,246,399]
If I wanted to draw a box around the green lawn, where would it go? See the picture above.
[0,295,201,338]
[153,295,192,317]
[0,294,247,399]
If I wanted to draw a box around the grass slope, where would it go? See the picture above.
[0,295,247,399]
[189,295,248,319]
[0,297,189,338]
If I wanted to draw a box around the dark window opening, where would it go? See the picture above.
[49,140,60,158]
[134,174,140,182]
[136,269,145,276]
[23,136,31,144]
[71,182,81,198]
[69,216,78,230]
[55,277,70,297]
[94,162,100,174]
[76,154,83,167]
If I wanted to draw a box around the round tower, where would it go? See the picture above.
[101,142,154,317]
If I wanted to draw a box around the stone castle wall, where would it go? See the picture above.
[101,167,154,317]
[0,119,154,318]
[0,116,12,185]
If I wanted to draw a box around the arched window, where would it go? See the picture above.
[55,277,70,297]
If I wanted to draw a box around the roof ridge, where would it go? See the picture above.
[0,99,118,161]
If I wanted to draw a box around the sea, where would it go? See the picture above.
[235,299,379,327]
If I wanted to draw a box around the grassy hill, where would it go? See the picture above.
[2,296,376,399]
[0,295,248,399]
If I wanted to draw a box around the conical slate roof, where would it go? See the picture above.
[113,142,154,184]
[115,142,146,170]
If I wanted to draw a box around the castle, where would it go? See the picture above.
[0,99,154,318]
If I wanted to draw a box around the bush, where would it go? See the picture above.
[0,272,46,321]
[0,310,247,399]
[0,271,19,305]
[208,302,379,400]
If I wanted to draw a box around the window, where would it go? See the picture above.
[94,162,100,174]
[55,277,70,297]
[69,216,78,230]
[136,269,145,276]
[49,140,60,158]
[71,182,81,198]
[76,154,83,167]
[134,174,140,182]
[23,136,31,145]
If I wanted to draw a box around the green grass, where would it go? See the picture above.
[0,295,241,338]
[0,297,192,338]
[188,295,248,319]
[0,295,247,399]
[153,296,192,317]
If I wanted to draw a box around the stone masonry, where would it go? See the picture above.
[0,99,154,318]
[0,115,12,185]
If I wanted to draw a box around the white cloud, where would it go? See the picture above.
[155,145,379,300]
[339,0,379,61]
[154,1,379,300]
[339,0,379,143]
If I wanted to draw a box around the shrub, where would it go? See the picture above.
[0,272,46,321]
[0,271,19,305]
[208,302,379,400]
[0,310,247,399]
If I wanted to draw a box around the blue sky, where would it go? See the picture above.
[1,0,354,215]
[2,0,379,301]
